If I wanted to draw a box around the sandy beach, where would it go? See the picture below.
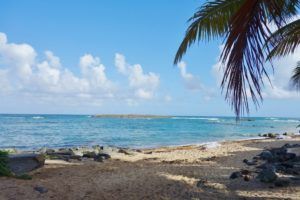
[0,137,300,200]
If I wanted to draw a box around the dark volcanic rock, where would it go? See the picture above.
[230,171,242,179]
[274,179,290,187]
[34,186,48,194]
[243,175,251,181]
[257,168,278,183]
[94,153,111,162]
[8,153,45,175]
[243,159,257,166]
[82,152,97,158]
[259,151,274,161]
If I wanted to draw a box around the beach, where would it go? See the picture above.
[1,137,300,200]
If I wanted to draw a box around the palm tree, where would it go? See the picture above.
[291,61,300,90]
[175,0,300,118]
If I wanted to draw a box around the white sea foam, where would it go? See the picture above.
[267,117,278,120]
[32,116,44,119]
[273,119,299,123]
[202,142,221,149]
[172,117,220,121]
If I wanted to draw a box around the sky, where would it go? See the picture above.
[0,0,299,117]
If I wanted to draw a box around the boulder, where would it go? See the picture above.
[48,148,74,156]
[94,153,111,162]
[243,175,251,181]
[257,168,277,183]
[8,153,45,175]
[243,159,257,166]
[274,179,290,187]
[259,151,274,161]
[82,152,97,158]
[34,186,48,194]
[74,146,104,157]
[230,171,242,179]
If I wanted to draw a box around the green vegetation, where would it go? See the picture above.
[175,0,300,118]
[0,150,32,180]
[0,150,12,177]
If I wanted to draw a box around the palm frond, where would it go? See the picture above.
[174,0,244,64]
[175,0,300,119]
[291,61,300,90]
[220,0,298,118]
[268,19,300,59]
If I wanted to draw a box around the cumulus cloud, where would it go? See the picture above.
[0,32,117,106]
[263,47,300,99]
[177,61,203,91]
[114,53,160,99]
[177,61,214,100]
[0,32,165,109]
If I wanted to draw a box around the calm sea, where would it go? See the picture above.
[0,114,299,150]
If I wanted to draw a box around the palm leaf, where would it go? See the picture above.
[291,61,300,90]
[268,19,300,59]
[174,0,244,64]
[220,0,293,117]
[175,0,300,118]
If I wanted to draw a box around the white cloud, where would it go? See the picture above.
[0,32,166,110]
[177,61,215,100]
[177,61,203,91]
[0,33,116,106]
[135,88,153,99]
[114,53,160,100]
[263,47,300,99]
[79,54,115,94]
[0,32,36,85]
[115,53,127,74]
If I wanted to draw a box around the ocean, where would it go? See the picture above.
[0,114,299,150]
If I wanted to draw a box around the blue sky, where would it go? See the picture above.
[0,0,299,117]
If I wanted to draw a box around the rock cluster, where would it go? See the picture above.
[258,132,299,139]
[3,145,139,176]
[230,143,300,187]
[38,145,140,162]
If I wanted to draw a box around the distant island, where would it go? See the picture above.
[92,114,172,119]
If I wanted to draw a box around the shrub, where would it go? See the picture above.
[0,150,12,177]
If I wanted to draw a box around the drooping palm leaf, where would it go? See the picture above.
[175,0,300,118]
[291,61,300,90]
[174,0,244,64]
[268,19,300,59]
[221,0,300,118]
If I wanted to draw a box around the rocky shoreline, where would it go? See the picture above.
[1,136,300,199]
[1,145,144,176]
[2,132,300,176]
[230,142,300,187]
[2,134,300,177]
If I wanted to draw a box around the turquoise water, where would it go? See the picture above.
[0,114,299,150]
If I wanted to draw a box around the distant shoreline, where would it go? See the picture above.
[92,114,172,119]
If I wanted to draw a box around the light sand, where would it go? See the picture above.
[1,138,300,200]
